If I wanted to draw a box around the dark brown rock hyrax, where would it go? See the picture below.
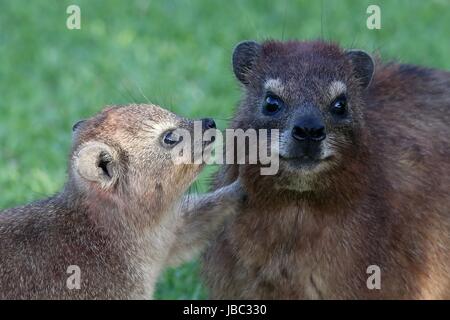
[202,40,450,299]
[0,104,244,299]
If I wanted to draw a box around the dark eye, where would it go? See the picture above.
[263,94,283,116]
[162,130,183,147]
[330,95,347,116]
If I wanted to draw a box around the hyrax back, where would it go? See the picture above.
[202,40,450,299]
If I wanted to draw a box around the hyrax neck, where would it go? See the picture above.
[59,182,180,253]
[57,185,181,299]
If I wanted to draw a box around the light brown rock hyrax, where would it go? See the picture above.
[202,40,450,299]
[0,104,244,299]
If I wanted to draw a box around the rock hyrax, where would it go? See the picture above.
[203,40,450,299]
[0,104,243,299]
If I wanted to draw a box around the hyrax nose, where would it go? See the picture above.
[292,118,326,142]
[201,118,216,131]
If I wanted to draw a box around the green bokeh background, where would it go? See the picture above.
[0,0,448,299]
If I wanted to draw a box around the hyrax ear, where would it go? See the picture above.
[71,119,86,140]
[232,40,261,85]
[72,119,86,132]
[345,50,375,89]
[74,142,118,188]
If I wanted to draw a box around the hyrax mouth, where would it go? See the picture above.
[281,155,333,170]
[280,138,334,170]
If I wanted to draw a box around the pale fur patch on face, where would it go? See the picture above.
[320,134,337,160]
[264,78,285,96]
[142,120,177,138]
[328,80,347,100]
[277,129,291,158]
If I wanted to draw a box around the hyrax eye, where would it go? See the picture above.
[330,95,348,116]
[263,94,283,116]
[162,130,183,148]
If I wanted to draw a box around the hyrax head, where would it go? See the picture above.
[232,40,374,192]
[69,104,216,211]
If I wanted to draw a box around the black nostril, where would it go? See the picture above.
[292,125,326,142]
[309,126,326,141]
[292,126,308,141]
[202,118,216,130]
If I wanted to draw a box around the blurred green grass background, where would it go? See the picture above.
[0,0,449,299]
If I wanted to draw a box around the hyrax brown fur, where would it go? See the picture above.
[0,104,243,299]
[202,40,450,299]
